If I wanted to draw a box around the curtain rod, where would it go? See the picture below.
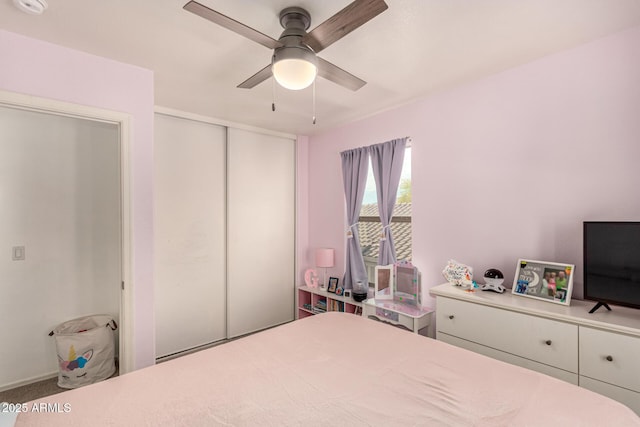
[345,136,412,153]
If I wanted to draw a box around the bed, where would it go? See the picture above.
[13,312,640,426]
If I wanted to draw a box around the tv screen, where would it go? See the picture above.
[584,221,640,310]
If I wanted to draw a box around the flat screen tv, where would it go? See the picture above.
[583,221,640,312]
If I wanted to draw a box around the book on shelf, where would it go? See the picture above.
[326,300,345,312]
[314,300,327,313]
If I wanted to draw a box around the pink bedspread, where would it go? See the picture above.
[15,312,640,426]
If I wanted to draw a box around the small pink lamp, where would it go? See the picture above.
[315,248,335,288]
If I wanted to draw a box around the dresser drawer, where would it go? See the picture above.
[579,327,640,393]
[440,333,579,384]
[436,297,578,372]
[580,376,640,415]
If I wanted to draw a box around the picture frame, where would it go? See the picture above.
[327,277,339,293]
[343,289,351,298]
[375,264,394,300]
[335,287,344,296]
[512,259,574,305]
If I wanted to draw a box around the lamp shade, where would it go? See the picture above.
[272,45,317,90]
[315,248,335,268]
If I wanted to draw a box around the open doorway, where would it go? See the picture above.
[0,93,132,393]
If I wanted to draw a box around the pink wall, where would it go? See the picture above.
[306,25,640,306]
[0,30,156,368]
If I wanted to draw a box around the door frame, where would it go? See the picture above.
[0,90,134,374]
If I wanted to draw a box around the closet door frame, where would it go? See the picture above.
[0,90,134,374]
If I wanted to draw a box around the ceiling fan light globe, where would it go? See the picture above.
[273,59,317,90]
[272,45,318,90]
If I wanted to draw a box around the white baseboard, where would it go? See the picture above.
[0,372,58,393]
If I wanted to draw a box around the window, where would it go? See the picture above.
[358,147,411,283]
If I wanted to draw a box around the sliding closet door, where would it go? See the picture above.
[227,128,295,338]
[154,114,226,357]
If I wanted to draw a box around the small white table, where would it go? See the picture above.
[362,299,433,335]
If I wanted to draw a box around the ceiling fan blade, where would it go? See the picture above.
[317,57,366,91]
[302,0,388,53]
[184,1,283,50]
[237,64,272,89]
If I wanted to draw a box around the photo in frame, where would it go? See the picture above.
[327,277,339,293]
[512,259,574,305]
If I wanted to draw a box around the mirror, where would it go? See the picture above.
[375,265,393,299]
[395,263,419,306]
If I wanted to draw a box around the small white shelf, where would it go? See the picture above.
[297,285,365,319]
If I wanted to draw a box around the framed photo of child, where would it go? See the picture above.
[512,259,574,305]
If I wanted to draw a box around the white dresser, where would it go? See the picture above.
[430,283,640,414]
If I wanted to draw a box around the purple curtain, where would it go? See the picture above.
[369,138,407,265]
[340,147,370,289]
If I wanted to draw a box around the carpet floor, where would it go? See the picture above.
[0,376,66,404]
[0,368,118,404]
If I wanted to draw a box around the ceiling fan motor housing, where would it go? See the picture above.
[276,7,314,50]
[279,7,311,33]
[271,6,318,90]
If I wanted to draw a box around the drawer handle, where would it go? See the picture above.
[448,315,455,320]
[545,340,552,346]
[606,355,613,362]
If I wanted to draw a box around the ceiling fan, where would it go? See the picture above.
[183,0,388,92]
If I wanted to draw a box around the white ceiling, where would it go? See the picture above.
[2,0,640,136]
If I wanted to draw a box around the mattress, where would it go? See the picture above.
[15,312,640,426]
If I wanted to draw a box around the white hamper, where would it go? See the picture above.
[49,315,117,389]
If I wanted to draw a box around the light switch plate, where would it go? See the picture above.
[12,246,25,261]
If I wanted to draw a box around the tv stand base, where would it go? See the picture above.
[589,302,612,314]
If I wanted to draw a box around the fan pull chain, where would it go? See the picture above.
[272,76,276,112]
[312,79,316,124]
